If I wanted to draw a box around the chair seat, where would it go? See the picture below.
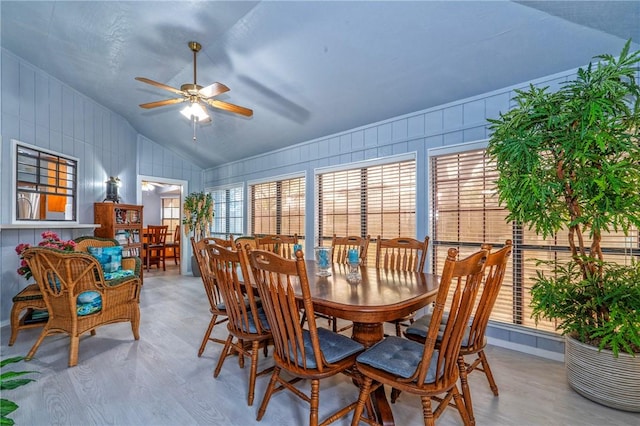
[239,306,271,333]
[357,335,443,383]
[103,269,136,282]
[297,328,364,369]
[405,312,474,347]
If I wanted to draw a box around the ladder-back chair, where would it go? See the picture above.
[254,234,299,258]
[351,248,488,426]
[207,242,273,406]
[249,249,365,426]
[191,237,228,357]
[404,241,513,423]
[375,235,430,336]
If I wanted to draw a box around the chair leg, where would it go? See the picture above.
[161,248,166,271]
[214,335,234,378]
[131,305,141,340]
[257,366,281,421]
[390,387,401,403]
[309,379,320,426]
[458,355,475,425]
[9,304,24,346]
[68,335,80,367]
[450,385,472,426]
[477,350,499,396]
[198,314,218,357]
[351,376,373,426]
[421,395,437,426]
[25,327,48,362]
[247,341,260,406]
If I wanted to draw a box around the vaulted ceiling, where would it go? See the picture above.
[2,1,639,169]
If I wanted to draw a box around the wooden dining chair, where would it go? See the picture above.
[375,235,430,336]
[249,249,365,426]
[326,235,371,332]
[403,240,513,424]
[207,242,273,406]
[164,225,181,265]
[254,234,299,258]
[331,235,370,264]
[209,236,235,248]
[351,247,488,426]
[145,225,168,271]
[191,237,228,357]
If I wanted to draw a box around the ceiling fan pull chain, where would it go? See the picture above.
[192,117,197,141]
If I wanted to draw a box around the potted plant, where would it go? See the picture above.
[182,191,214,276]
[487,40,640,411]
[1,356,37,425]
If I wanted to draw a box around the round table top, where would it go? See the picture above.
[300,261,439,324]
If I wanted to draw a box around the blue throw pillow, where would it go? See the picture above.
[76,291,102,316]
[87,246,123,273]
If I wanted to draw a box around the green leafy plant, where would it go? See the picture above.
[182,191,214,241]
[1,356,37,425]
[487,40,640,356]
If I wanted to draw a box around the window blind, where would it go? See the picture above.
[317,158,416,265]
[430,148,639,334]
[249,176,305,238]
[211,186,244,238]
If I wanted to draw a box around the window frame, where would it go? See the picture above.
[428,140,639,334]
[209,183,245,239]
[247,172,306,239]
[11,139,79,225]
[161,197,181,243]
[314,152,417,260]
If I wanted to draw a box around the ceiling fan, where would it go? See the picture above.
[135,41,253,121]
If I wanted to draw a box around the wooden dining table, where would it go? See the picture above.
[300,260,440,425]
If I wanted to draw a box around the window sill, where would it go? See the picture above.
[0,223,101,230]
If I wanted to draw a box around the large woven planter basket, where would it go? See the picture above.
[565,335,640,412]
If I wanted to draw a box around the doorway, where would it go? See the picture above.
[137,175,188,275]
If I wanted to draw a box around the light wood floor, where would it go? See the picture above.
[2,264,638,426]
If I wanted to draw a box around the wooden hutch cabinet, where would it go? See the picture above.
[94,203,144,257]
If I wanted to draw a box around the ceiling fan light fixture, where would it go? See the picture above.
[180,102,209,121]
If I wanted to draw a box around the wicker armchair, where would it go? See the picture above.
[8,236,142,347]
[21,247,141,367]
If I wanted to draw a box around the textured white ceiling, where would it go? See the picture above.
[2,1,639,169]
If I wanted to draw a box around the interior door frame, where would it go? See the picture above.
[137,175,189,275]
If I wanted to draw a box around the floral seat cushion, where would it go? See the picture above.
[76,291,102,316]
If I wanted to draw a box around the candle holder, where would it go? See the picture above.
[347,259,361,284]
[314,247,332,276]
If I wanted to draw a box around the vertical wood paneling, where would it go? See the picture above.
[19,63,35,123]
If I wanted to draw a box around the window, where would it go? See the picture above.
[211,185,244,238]
[430,144,639,334]
[316,155,416,264]
[161,198,181,242]
[12,140,78,223]
[249,175,305,238]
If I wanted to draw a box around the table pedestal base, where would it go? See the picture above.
[352,322,384,348]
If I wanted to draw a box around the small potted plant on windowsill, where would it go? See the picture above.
[487,40,640,412]
[182,191,214,276]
